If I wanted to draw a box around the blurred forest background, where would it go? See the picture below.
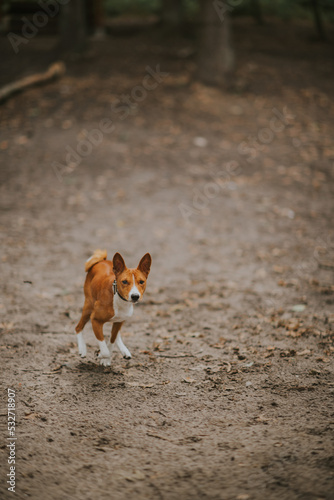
[0,0,333,87]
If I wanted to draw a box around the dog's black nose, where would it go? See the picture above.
[131,294,140,302]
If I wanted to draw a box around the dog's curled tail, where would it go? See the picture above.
[85,249,107,272]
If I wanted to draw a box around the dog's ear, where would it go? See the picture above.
[137,253,151,277]
[113,253,126,276]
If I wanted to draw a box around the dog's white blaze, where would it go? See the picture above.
[129,273,140,299]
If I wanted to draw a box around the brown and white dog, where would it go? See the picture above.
[75,250,151,366]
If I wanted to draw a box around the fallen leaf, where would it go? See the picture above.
[272,265,286,274]
[280,349,296,357]
[51,365,62,372]
[205,366,221,374]
[152,342,165,352]
[124,470,146,482]
[286,319,300,331]
[327,314,334,324]
[290,304,306,312]
[0,322,14,331]
[23,412,41,420]
[310,369,322,375]
[256,414,270,423]
[211,337,227,349]
[296,349,311,356]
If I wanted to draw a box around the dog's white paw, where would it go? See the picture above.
[118,343,131,359]
[98,340,111,366]
[79,346,87,358]
[121,348,132,360]
[99,356,111,367]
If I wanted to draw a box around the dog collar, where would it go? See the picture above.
[113,279,129,302]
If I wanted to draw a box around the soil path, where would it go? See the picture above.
[1,20,333,500]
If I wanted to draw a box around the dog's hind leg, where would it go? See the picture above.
[75,301,92,358]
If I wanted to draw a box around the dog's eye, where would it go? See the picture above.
[139,280,145,285]
[122,280,129,285]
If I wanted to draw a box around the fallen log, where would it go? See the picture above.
[0,61,66,103]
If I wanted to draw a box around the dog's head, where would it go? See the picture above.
[112,252,151,303]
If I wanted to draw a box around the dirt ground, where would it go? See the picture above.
[0,18,334,500]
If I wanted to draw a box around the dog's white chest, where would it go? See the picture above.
[111,294,134,323]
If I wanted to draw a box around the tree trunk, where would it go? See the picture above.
[93,0,105,35]
[58,0,87,54]
[198,0,234,87]
[250,0,264,25]
[161,0,183,27]
[310,0,327,41]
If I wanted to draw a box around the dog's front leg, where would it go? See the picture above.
[92,318,111,366]
[116,334,132,359]
[110,322,131,359]
[76,331,87,358]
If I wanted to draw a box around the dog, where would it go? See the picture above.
[75,250,151,366]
